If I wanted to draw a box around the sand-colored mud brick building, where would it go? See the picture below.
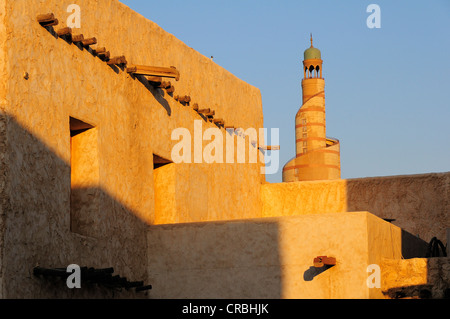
[0,0,448,299]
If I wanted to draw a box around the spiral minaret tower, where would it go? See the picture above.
[283,35,341,182]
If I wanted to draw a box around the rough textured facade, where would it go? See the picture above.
[0,0,263,298]
[262,172,450,244]
[0,0,448,299]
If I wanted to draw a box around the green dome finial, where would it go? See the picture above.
[304,34,321,60]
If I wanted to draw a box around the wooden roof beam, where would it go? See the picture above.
[37,13,59,27]
[56,27,72,37]
[127,65,180,81]
[107,56,127,66]
[175,95,191,103]
[81,37,97,46]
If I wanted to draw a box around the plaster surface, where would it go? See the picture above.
[262,172,450,245]
[147,212,402,299]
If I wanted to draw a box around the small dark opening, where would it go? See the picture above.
[153,154,172,169]
[70,117,94,137]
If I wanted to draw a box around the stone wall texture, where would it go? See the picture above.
[0,0,447,299]
[381,257,450,299]
[0,0,264,298]
[147,212,403,299]
[262,172,450,246]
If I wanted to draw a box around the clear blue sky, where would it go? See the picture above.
[120,0,450,183]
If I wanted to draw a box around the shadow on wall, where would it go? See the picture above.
[40,24,173,117]
[147,220,283,299]
[303,265,334,281]
[345,176,448,252]
[1,114,149,298]
[382,257,450,299]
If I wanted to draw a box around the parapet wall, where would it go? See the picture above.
[262,172,450,245]
[147,212,402,299]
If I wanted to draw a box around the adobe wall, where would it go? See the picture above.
[262,172,450,246]
[381,257,450,299]
[147,212,402,299]
[0,0,264,297]
[0,0,8,299]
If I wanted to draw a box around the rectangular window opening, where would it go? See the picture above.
[70,117,99,236]
[153,154,174,224]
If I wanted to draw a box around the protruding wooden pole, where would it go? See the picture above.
[72,34,84,43]
[197,106,215,117]
[165,85,175,94]
[81,37,97,46]
[127,65,180,81]
[95,47,110,59]
[97,51,110,60]
[198,108,210,114]
[175,95,191,103]
[37,13,55,22]
[107,56,127,65]
[37,13,59,27]
[56,27,72,37]
[146,76,162,84]
[95,47,107,54]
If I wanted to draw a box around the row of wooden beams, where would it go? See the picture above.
[95,48,111,60]
[189,103,225,127]
[127,65,180,81]
[145,77,175,93]
[39,14,110,62]
[56,27,96,49]
[71,34,97,47]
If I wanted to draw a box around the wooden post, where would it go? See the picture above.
[127,65,180,81]
[146,76,162,84]
[37,13,55,22]
[97,50,110,60]
[72,34,84,43]
[175,95,191,103]
[37,13,58,26]
[95,48,110,59]
[165,85,175,94]
[56,27,72,37]
[313,256,336,268]
[81,37,97,46]
[95,47,107,54]
[107,56,127,65]
[198,108,210,114]
[159,81,171,89]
